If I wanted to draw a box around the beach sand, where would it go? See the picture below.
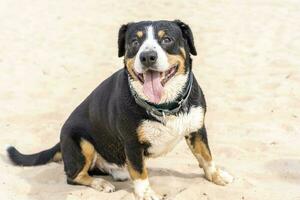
[0,0,300,199]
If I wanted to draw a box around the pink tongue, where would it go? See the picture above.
[143,71,163,103]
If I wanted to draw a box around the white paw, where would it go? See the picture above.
[135,187,161,200]
[219,169,234,183]
[91,179,115,192]
[134,179,161,200]
[209,168,234,186]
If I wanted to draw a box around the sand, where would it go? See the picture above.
[0,0,300,199]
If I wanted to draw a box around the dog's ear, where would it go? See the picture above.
[118,23,129,57]
[173,20,197,56]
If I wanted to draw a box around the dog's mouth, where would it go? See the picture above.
[133,64,178,103]
[134,64,178,86]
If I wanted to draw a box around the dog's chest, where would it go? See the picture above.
[139,107,204,158]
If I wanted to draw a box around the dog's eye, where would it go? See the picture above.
[161,36,172,44]
[131,38,139,47]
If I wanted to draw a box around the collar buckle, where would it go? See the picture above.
[177,98,185,106]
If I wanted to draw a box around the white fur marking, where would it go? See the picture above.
[204,161,217,180]
[95,153,120,172]
[134,179,150,196]
[134,179,160,200]
[202,161,234,185]
[111,168,130,181]
[140,106,205,157]
[94,153,128,180]
[219,169,234,183]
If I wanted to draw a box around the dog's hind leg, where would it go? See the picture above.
[61,133,115,192]
[185,126,234,186]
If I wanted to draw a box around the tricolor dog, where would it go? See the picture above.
[7,20,233,200]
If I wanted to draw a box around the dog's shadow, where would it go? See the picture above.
[2,153,202,200]
[13,163,132,200]
[149,167,203,179]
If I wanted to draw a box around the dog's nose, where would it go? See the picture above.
[139,50,157,67]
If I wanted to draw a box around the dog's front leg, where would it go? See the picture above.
[185,126,234,185]
[125,143,160,200]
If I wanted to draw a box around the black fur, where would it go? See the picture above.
[118,23,129,57]
[7,143,60,166]
[173,20,197,56]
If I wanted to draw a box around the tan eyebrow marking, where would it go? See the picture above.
[158,30,165,38]
[136,31,143,38]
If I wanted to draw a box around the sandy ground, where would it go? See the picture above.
[0,0,300,199]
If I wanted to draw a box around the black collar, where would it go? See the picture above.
[128,71,193,121]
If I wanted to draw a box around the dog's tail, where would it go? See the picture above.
[6,143,62,166]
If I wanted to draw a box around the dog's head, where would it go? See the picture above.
[118,20,197,104]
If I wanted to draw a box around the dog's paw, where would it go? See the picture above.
[135,188,161,200]
[91,179,115,192]
[209,168,234,186]
[134,179,162,200]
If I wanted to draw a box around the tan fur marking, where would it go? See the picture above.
[137,126,148,144]
[186,133,212,169]
[193,136,212,162]
[180,47,186,59]
[167,54,185,75]
[74,173,93,185]
[80,139,95,158]
[127,160,148,180]
[72,141,116,192]
[158,30,165,38]
[136,31,143,38]
[125,57,138,81]
[53,152,62,162]
[73,139,95,185]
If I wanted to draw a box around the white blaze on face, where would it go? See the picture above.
[133,26,169,73]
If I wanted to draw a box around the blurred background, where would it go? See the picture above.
[0,1,299,199]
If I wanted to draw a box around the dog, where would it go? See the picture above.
[7,20,233,200]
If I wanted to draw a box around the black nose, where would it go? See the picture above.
[139,50,157,67]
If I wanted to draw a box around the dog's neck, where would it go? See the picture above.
[127,67,193,123]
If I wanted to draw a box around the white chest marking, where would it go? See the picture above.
[139,107,205,157]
